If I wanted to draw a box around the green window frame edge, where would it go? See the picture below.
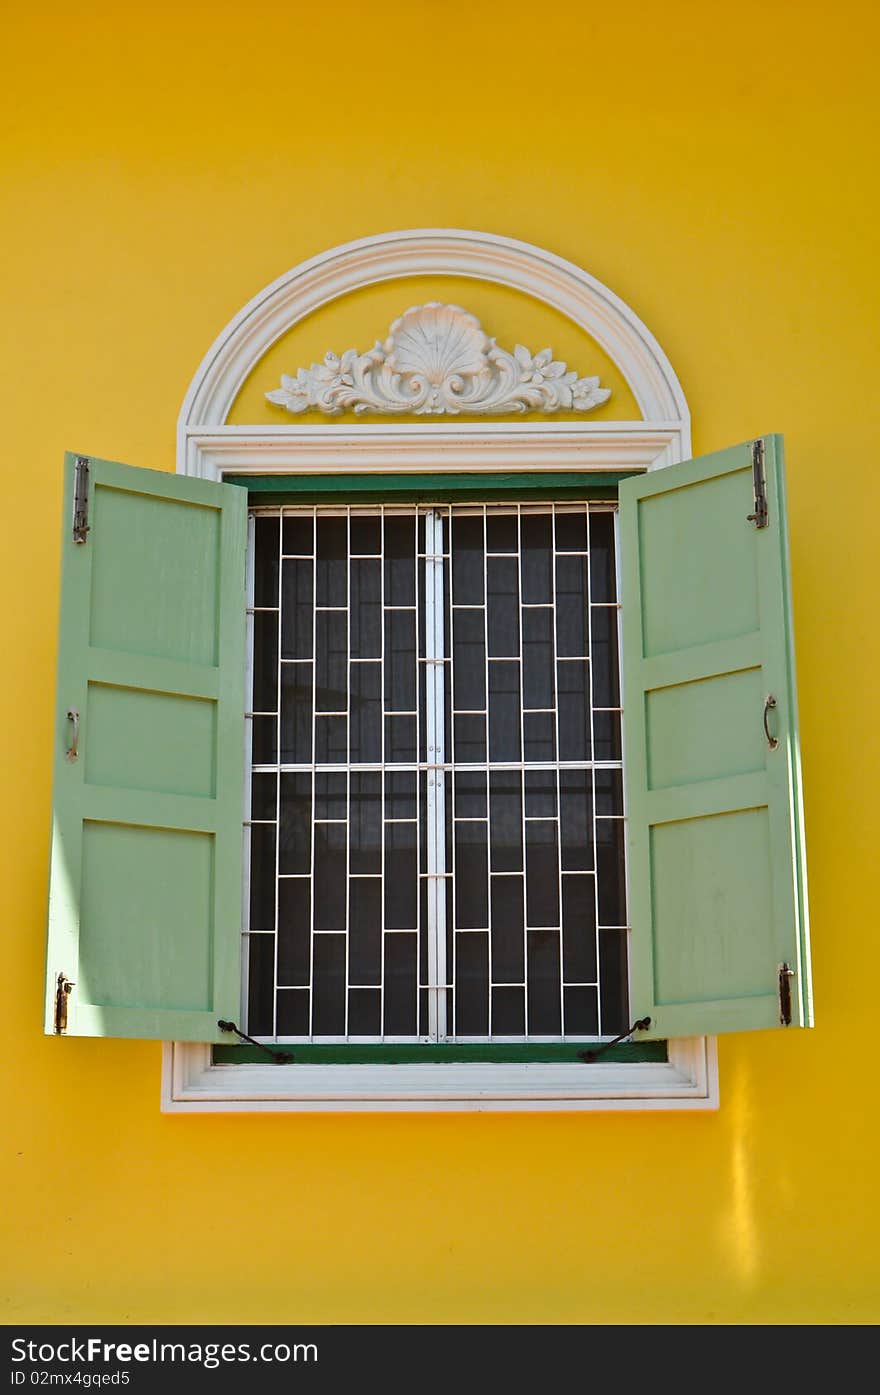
[219,467,669,1068]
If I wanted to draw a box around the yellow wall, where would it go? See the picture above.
[3,0,879,1323]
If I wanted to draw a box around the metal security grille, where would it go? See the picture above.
[244,503,628,1042]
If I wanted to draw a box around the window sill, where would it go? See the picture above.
[161,1037,717,1112]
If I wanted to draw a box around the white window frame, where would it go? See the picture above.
[163,229,718,1112]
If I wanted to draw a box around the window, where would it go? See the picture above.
[45,437,811,1112]
[44,224,813,1109]
[243,500,629,1047]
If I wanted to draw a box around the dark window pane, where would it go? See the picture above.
[487,556,519,658]
[486,513,518,553]
[597,820,627,926]
[315,610,347,712]
[453,713,486,763]
[385,820,417,929]
[555,556,589,659]
[348,988,381,1035]
[593,710,622,761]
[492,987,525,1035]
[525,820,559,928]
[522,607,554,709]
[280,662,312,764]
[277,879,311,986]
[280,559,313,660]
[386,770,416,820]
[252,612,279,712]
[249,824,275,932]
[454,821,488,928]
[350,515,381,555]
[560,769,593,871]
[350,558,381,658]
[488,661,521,762]
[455,933,489,1034]
[349,879,381,985]
[282,514,313,557]
[562,874,597,983]
[490,875,524,982]
[251,771,277,821]
[254,516,279,607]
[385,714,416,763]
[564,986,598,1035]
[454,770,487,819]
[314,823,346,931]
[315,517,347,607]
[557,661,590,762]
[384,515,415,605]
[520,513,552,603]
[489,771,523,872]
[314,714,347,764]
[589,511,617,603]
[594,768,624,816]
[350,662,381,763]
[523,711,555,763]
[451,608,486,711]
[384,934,417,1035]
[554,510,588,552]
[314,771,347,821]
[527,932,561,1034]
[313,934,346,1035]
[247,934,274,1035]
[251,715,276,765]
[279,772,311,875]
[599,929,628,1036]
[524,769,557,818]
[350,771,381,875]
[452,515,484,604]
[385,609,416,710]
[276,988,310,1036]
[591,604,620,708]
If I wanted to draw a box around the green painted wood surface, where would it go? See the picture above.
[619,437,812,1037]
[45,454,247,1040]
[229,471,627,503]
[213,1041,669,1065]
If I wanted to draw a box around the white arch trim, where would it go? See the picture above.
[177,229,690,477]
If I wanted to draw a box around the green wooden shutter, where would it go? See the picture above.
[45,453,247,1041]
[620,436,812,1037]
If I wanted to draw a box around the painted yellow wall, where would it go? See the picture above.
[3,0,879,1324]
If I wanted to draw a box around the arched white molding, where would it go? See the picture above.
[177,229,690,476]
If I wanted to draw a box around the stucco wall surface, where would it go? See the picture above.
[2,0,878,1323]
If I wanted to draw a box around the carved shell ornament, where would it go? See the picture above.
[265,302,612,417]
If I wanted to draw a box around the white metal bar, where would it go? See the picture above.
[272,511,283,1041]
[551,505,565,1035]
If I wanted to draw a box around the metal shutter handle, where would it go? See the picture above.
[65,707,80,762]
[763,694,779,750]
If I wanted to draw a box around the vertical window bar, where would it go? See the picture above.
[425,509,448,1040]
[309,506,318,1038]
[344,508,351,1038]
[586,505,602,1035]
[379,505,386,1040]
[551,506,565,1035]
[516,503,528,1036]
[272,509,284,1040]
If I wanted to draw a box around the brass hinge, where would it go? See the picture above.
[778,962,794,1027]
[72,455,90,544]
[54,973,75,1034]
[746,438,768,529]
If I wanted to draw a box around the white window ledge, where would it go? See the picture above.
[161,1038,717,1113]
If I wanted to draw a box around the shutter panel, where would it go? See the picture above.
[620,436,812,1037]
[45,453,247,1040]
